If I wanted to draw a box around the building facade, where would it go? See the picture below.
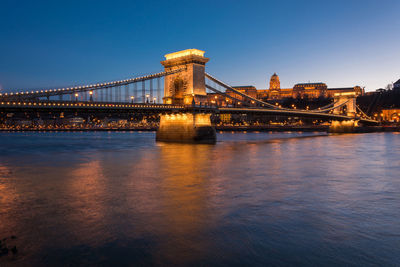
[381,108,400,122]
[394,79,400,91]
[229,86,258,100]
[206,73,364,105]
[254,73,364,100]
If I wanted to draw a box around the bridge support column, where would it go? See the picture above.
[125,85,129,102]
[333,92,357,118]
[134,82,138,103]
[142,81,145,103]
[161,49,209,105]
[329,120,358,133]
[157,77,161,104]
[156,111,216,143]
[150,79,153,103]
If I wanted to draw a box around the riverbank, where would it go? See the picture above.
[0,127,158,132]
[354,126,400,132]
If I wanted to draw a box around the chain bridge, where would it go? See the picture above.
[0,49,378,129]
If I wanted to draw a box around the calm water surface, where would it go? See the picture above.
[0,131,399,266]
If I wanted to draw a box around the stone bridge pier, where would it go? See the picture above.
[157,49,216,143]
[330,92,358,133]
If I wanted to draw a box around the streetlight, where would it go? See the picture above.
[75,93,78,102]
[89,91,93,102]
[131,96,134,104]
[146,94,149,103]
[153,97,157,104]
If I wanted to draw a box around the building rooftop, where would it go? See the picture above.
[232,85,256,88]
[327,87,355,90]
[294,82,326,86]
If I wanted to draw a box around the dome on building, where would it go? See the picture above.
[269,73,280,90]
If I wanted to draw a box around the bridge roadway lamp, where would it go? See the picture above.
[131,96,134,104]
[153,97,156,103]
[75,93,78,101]
[146,94,150,104]
[89,91,93,102]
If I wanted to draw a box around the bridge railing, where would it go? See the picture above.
[0,99,186,110]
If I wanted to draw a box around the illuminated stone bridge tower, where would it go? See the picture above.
[333,92,356,117]
[157,49,215,143]
[161,49,209,105]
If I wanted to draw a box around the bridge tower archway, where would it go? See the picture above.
[333,92,356,117]
[161,49,209,105]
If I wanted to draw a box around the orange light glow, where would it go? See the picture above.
[164,49,205,60]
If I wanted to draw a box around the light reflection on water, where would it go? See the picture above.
[0,131,399,266]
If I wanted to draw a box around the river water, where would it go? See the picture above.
[0,131,399,266]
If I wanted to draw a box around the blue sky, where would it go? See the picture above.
[0,0,399,92]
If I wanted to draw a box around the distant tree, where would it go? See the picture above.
[385,83,394,91]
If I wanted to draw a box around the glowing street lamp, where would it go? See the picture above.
[131,96,135,104]
[75,93,78,101]
[89,91,93,102]
[146,94,150,103]
[153,97,157,104]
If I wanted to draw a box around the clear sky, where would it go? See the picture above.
[0,0,399,92]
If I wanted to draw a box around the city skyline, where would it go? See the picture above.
[0,0,399,92]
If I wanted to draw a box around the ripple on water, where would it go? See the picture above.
[0,131,399,265]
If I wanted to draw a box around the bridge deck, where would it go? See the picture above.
[0,101,378,124]
[219,107,378,124]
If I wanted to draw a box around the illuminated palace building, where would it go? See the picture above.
[218,73,364,103]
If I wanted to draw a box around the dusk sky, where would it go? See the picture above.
[0,0,399,92]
